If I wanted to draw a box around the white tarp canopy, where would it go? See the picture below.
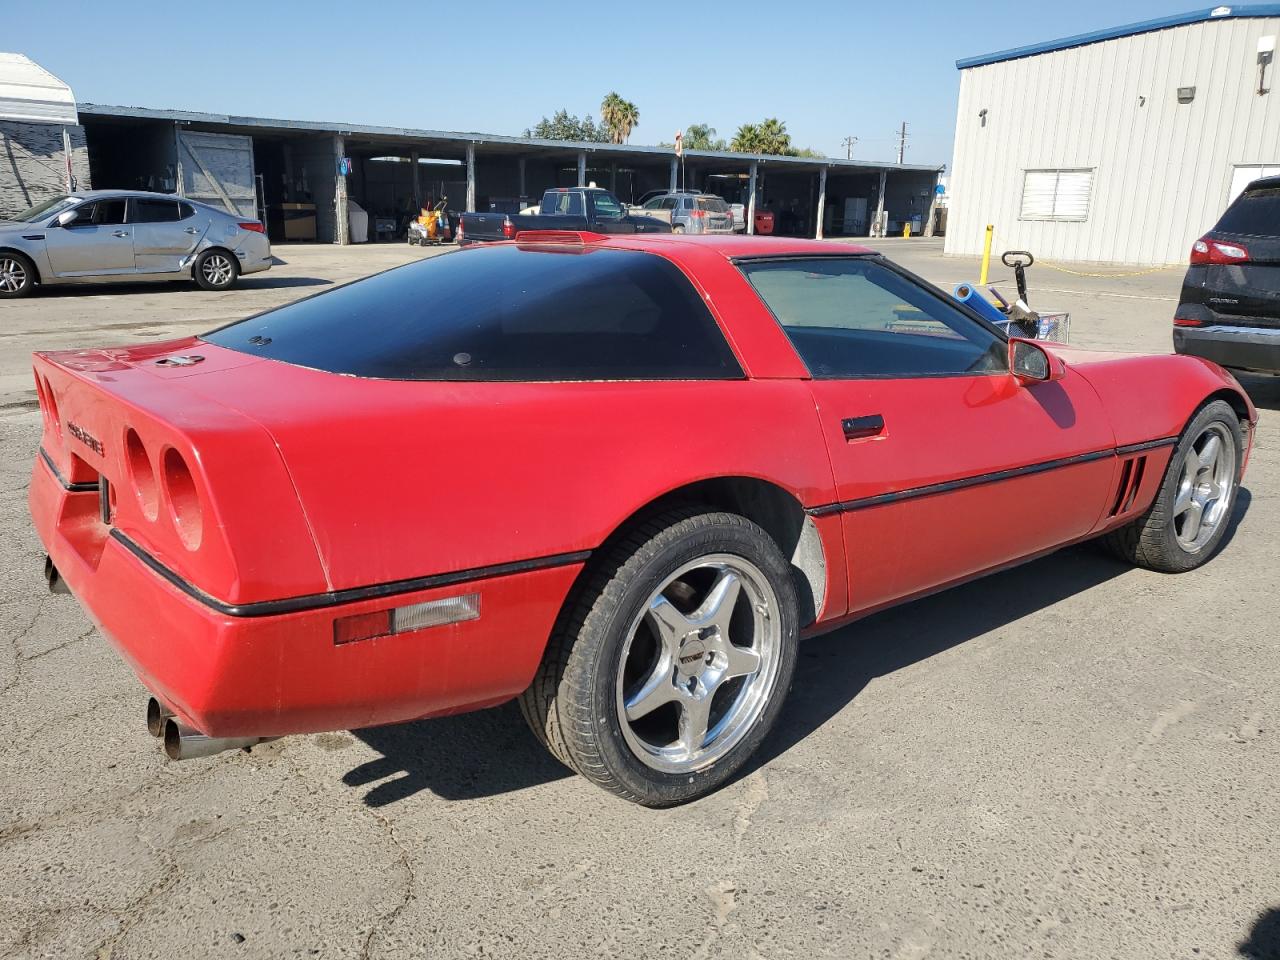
[0,52,77,124]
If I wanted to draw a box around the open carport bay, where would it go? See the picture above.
[0,241,1276,959]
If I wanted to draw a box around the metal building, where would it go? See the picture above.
[0,53,91,215]
[944,5,1280,266]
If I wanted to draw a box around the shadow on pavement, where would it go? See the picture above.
[36,276,330,297]
[342,491,1252,807]
[346,702,570,806]
[1238,906,1280,959]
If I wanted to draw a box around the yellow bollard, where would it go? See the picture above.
[903,222,911,238]
[979,224,994,285]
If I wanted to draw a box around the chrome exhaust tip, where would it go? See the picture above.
[162,719,267,761]
[44,556,70,595]
[146,697,174,738]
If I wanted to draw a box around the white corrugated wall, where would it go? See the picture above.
[944,15,1280,265]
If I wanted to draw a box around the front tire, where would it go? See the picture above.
[0,252,36,298]
[520,508,798,806]
[1103,399,1243,572]
[193,249,239,291]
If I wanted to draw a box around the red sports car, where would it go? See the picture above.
[30,232,1256,806]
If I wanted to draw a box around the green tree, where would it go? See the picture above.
[684,123,726,151]
[524,109,608,143]
[600,92,640,144]
[731,118,797,156]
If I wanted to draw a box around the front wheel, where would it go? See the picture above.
[520,508,798,806]
[0,252,36,298]
[193,249,240,291]
[1102,399,1243,572]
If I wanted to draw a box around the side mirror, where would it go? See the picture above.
[1010,338,1066,384]
[55,209,78,227]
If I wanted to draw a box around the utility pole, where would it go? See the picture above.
[841,135,858,159]
[895,122,908,164]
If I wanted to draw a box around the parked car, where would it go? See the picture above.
[0,190,271,298]
[32,233,1255,806]
[1174,175,1280,374]
[641,191,735,234]
[458,187,669,244]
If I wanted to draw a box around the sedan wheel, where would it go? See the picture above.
[0,254,35,298]
[193,250,240,291]
[520,508,798,806]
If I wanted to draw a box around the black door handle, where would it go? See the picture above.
[842,414,885,440]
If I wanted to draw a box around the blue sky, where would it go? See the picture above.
[14,0,1183,166]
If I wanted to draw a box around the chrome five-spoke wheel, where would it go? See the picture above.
[1173,421,1236,552]
[616,555,781,773]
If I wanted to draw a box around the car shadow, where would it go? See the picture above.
[340,492,1252,808]
[1235,373,1280,412]
[1238,906,1280,959]
[36,276,330,297]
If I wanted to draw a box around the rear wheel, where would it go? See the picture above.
[519,508,798,806]
[193,249,239,291]
[1102,399,1243,572]
[672,224,685,234]
[0,252,36,298]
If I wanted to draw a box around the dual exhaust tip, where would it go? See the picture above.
[146,697,271,761]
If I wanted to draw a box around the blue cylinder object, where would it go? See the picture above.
[952,283,1009,326]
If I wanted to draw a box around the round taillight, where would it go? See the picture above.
[125,429,158,520]
[162,447,202,550]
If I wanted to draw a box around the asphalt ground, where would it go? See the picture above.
[1,239,1276,960]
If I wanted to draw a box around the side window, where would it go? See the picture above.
[94,199,127,226]
[660,197,678,210]
[133,199,182,223]
[178,202,196,220]
[739,257,1007,378]
[547,192,585,216]
[642,197,664,209]
[64,202,97,226]
[591,192,625,219]
[681,198,694,209]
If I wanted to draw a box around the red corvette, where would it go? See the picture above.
[31,232,1256,806]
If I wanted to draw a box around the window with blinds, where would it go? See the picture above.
[1019,169,1093,221]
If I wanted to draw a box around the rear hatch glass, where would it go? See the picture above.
[697,197,729,213]
[1215,186,1280,237]
[203,246,742,381]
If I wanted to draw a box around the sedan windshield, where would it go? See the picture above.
[9,195,79,223]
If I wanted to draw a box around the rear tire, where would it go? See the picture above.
[672,225,686,234]
[519,508,798,807]
[0,252,36,298]
[193,249,239,291]
[1102,399,1243,572]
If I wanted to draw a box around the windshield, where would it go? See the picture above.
[10,195,79,223]
[592,193,625,218]
[203,245,742,381]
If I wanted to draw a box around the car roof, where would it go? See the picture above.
[1241,175,1280,192]
[67,189,196,201]
[602,233,875,258]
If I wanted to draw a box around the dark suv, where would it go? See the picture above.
[1173,176,1280,374]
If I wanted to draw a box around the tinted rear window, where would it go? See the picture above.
[203,245,742,381]
[1216,187,1280,236]
[697,197,728,212]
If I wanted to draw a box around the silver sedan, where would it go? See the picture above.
[0,190,271,298]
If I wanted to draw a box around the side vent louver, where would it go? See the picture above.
[1108,456,1148,517]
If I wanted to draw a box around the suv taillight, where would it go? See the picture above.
[690,209,706,219]
[502,217,515,239]
[1190,237,1250,265]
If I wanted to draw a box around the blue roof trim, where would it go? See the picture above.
[956,4,1280,68]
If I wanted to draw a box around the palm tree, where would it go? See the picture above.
[600,92,640,144]
[685,123,724,151]
[730,123,761,153]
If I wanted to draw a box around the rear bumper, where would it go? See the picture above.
[30,455,581,738]
[1174,323,1280,375]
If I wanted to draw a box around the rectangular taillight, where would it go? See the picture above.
[237,221,266,234]
[501,217,515,239]
[1190,237,1249,265]
[333,594,480,645]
